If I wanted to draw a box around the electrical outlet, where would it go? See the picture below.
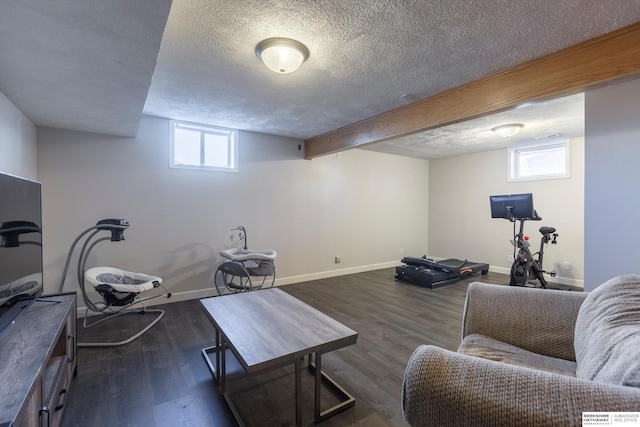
[508,254,515,262]
[335,256,341,264]
[229,233,235,242]
[400,248,404,255]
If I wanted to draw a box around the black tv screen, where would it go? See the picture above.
[490,193,536,220]
[0,172,43,336]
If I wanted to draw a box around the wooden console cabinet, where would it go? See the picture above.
[0,293,77,427]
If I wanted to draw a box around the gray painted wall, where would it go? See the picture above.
[428,138,585,288]
[584,78,640,291]
[37,116,429,305]
[0,91,37,179]
[17,72,640,296]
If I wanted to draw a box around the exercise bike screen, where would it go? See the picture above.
[490,193,536,220]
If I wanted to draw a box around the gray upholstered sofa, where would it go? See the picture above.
[402,275,640,426]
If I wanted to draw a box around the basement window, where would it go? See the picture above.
[508,140,570,182]
[170,120,238,172]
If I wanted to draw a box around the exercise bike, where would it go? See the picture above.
[509,213,558,288]
[490,193,559,289]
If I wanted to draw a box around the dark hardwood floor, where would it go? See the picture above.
[61,268,512,427]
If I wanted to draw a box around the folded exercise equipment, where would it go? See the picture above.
[396,256,489,288]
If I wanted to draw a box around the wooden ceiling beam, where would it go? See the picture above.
[304,21,640,159]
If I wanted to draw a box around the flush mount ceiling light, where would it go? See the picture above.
[492,123,524,138]
[255,37,309,74]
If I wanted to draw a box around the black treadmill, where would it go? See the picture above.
[395,256,489,288]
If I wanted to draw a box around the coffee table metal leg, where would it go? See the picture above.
[295,357,302,426]
[216,328,221,382]
[201,328,223,385]
[220,335,226,394]
[314,352,322,424]
[202,332,247,426]
[309,351,356,423]
[202,343,354,426]
[202,330,260,427]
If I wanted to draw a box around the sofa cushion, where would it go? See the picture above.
[459,333,577,377]
[574,274,640,386]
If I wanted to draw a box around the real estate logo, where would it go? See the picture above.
[582,412,640,426]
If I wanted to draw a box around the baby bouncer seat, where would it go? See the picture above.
[85,266,162,308]
[58,219,171,347]
[214,226,277,295]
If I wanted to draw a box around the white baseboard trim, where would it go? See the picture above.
[76,260,583,316]
[273,261,400,286]
[77,260,402,317]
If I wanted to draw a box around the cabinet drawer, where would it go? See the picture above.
[14,379,42,427]
[45,361,69,427]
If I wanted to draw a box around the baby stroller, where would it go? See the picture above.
[214,226,276,295]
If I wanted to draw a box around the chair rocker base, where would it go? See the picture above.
[78,308,165,348]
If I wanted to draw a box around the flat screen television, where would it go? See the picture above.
[0,172,43,336]
[490,193,536,220]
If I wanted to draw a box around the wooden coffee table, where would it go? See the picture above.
[200,288,358,426]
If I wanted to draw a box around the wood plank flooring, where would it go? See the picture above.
[61,268,512,427]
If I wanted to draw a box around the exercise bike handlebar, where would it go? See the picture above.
[507,210,542,222]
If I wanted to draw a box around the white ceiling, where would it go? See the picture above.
[1,1,639,158]
[0,0,171,137]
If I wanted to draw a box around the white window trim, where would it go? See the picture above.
[508,139,570,182]
[169,120,239,173]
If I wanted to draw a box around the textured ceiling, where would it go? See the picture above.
[1,1,639,158]
[0,0,172,137]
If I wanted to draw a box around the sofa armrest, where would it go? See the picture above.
[402,345,640,427]
[462,282,588,360]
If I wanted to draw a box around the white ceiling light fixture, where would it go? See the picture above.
[255,37,309,74]
[492,123,524,138]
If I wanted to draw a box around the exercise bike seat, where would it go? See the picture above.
[539,226,556,235]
